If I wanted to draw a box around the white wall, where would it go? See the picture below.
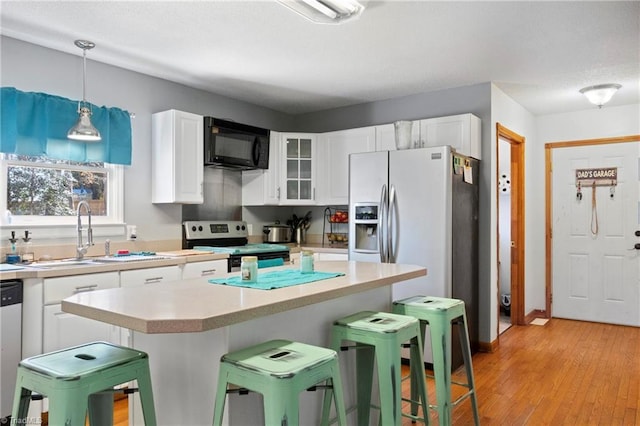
[490,84,536,342]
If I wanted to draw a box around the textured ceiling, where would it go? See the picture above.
[1,1,638,116]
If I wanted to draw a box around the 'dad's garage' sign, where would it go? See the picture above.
[575,167,617,187]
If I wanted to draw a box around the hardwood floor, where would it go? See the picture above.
[110,318,639,425]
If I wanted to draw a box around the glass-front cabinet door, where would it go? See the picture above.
[282,133,316,205]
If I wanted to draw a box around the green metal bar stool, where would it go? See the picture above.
[393,296,480,426]
[212,339,348,426]
[324,310,430,426]
[11,341,157,426]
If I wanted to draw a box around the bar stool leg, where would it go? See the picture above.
[320,372,348,426]
[212,365,230,426]
[374,341,403,426]
[88,392,114,426]
[430,321,452,425]
[355,345,375,426]
[48,389,88,426]
[409,335,430,425]
[263,388,300,426]
[136,370,158,426]
[457,316,480,426]
[11,380,31,420]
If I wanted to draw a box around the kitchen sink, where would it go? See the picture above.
[28,259,103,268]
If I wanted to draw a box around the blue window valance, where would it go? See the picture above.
[1,87,132,165]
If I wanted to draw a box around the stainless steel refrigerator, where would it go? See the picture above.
[348,145,479,366]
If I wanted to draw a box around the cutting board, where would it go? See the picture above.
[155,250,209,257]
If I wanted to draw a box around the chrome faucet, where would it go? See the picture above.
[76,200,94,259]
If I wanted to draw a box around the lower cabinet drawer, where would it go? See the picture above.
[120,265,181,288]
[43,272,120,305]
[182,260,228,279]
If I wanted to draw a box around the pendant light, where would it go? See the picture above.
[579,83,622,109]
[67,39,101,142]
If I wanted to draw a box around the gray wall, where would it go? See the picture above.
[1,36,294,242]
[292,83,493,344]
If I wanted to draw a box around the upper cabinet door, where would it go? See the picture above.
[419,113,481,159]
[316,127,376,206]
[242,131,282,205]
[281,133,317,205]
[151,110,204,204]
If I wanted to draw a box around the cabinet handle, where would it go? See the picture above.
[201,269,217,276]
[73,284,98,293]
[53,311,72,317]
[313,188,316,200]
[277,187,281,199]
[144,277,163,284]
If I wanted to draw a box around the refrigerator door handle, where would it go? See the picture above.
[379,184,388,262]
[388,184,396,263]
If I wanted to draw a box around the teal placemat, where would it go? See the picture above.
[209,269,345,290]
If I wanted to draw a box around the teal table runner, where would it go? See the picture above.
[208,269,345,290]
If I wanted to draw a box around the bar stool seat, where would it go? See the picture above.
[393,296,480,426]
[325,310,430,426]
[213,339,348,426]
[12,341,156,426]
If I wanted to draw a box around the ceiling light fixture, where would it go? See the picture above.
[277,0,365,24]
[579,83,622,109]
[67,39,101,142]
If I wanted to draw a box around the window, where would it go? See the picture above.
[1,154,123,226]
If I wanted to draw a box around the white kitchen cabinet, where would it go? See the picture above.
[42,272,120,353]
[120,265,182,288]
[375,124,396,152]
[316,127,376,205]
[242,131,282,205]
[419,113,481,159]
[182,259,228,279]
[280,133,318,205]
[151,109,204,204]
[120,265,181,347]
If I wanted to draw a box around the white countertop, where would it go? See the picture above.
[62,261,426,334]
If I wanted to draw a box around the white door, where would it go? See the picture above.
[552,142,639,326]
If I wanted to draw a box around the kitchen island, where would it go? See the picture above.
[62,260,426,425]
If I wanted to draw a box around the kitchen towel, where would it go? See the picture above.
[208,269,344,290]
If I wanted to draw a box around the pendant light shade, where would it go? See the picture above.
[68,40,101,142]
[579,83,622,108]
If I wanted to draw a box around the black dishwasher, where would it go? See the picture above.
[1,280,23,420]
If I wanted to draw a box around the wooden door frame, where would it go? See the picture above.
[496,123,526,327]
[544,135,640,317]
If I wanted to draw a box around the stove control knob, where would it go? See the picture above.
[236,225,240,231]
[191,226,197,232]
[241,225,246,231]
[198,226,203,232]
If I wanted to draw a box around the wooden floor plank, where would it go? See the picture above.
[107,318,639,426]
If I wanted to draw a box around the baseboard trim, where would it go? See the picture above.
[477,339,498,353]
[525,309,547,324]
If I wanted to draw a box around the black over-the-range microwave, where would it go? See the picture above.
[204,117,270,171]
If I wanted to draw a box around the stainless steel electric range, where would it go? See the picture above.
[182,220,290,272]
